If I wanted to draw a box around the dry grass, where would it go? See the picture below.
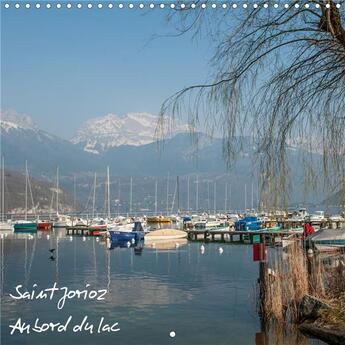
[320,294,345,327]
[262,243,309,323]
[261,243,345,327]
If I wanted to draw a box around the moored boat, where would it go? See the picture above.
[37,220,53,230]
[14,221,37,233]
[235,216,262,231]
[146,216,171,223]
[89,223,108,236]
[53,215,72,228]
[108,221,145,244]
[145,229,187,241]
[0,220,13,231]
[310,228,345,251]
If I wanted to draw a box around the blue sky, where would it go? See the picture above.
[1,4,212,138]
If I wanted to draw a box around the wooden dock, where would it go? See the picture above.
[65,226,105,236]
[187,229,302,245]
[269,220,344,229]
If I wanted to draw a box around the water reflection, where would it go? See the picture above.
[0,230,326,345]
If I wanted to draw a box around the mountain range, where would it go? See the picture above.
[1,110,227,177]
[0,109,339,212]
[71,112,190,154]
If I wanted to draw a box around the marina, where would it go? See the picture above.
[2,3,345,343]
[0,229,331,345]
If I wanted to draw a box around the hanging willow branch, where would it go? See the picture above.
[158,0,345,208]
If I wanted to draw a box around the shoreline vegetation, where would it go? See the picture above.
[259,243,345,344]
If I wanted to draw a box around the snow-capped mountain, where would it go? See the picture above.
[71,112,190,154]
[1,110,97,174]
[1,109,39,132]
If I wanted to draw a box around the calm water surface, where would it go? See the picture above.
[0,230,325,345]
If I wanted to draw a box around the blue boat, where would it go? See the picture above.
[14,221,37,233]
[108,221,145,244]
[235,216,262,231]
[108,239,144,250]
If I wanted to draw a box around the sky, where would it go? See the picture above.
[1,3,212,139]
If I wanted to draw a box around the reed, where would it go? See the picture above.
[262,243,309,323]
[259,244,345,344]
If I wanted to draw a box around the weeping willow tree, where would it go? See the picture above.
[158,0,345,209]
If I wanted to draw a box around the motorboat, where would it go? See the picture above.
[146,216,171,223]
[37,220,53,230]
[235,216,262,231]
[310,228,345,251]
[288,208,309,222]
[329,214,345,222]
[13,220,37,233]
[145,238,188,250]
[107,238,144,250]
[0,220,13,231]
[108,221,145,244]
[307,211,325,223]
[145,229,187,241]
[53,215,72,228]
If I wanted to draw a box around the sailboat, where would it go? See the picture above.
[14,161,37,233]
[53,167,72,228]
[0,157,12,231]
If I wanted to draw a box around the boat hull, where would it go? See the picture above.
[0,222,13,231]
[146,216,171,223]
[37,221,53,230]
[14,222,37,233]
[145,229,187,241]
[108,230,144,244]
[311,229,345,251]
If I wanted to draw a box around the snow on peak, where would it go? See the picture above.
[0,109,39,132]
[71,112,190,153]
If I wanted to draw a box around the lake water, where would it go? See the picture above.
[0,230,325,345]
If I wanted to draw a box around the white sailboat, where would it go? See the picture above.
[13,161,37,232]
[53,167,72,228]
[0,157,12,231]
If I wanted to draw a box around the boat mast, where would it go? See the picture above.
[207,180,210,213]
[73,174,76,213]
[154,179,158,215]
[251,182,254,210]
[107,167,110,219]
[187,176,190,213]
[229,184,232,211]
[225,182,228,213]
[117,179,120,216]
[177,176,180,213]
[213,181,216,215]
[92,172,97,219]
[170,178,177,214]
[25,160,28,220]
[56,166,59,216]
[129,176,133,215]
[244,183,247,212]
[166,173,169,216]
[196,175,199,212]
